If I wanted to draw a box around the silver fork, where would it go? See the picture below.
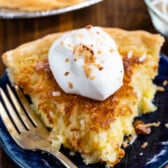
[0,84,77,168]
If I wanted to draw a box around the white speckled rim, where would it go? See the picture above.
[0,0,103,19]
[144,0,168,23]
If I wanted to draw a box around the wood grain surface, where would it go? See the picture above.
[0,0,168,167]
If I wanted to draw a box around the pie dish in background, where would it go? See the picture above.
[0,0,85,11]
[0,0,103,19]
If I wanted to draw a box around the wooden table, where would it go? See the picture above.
[0,0,168,167]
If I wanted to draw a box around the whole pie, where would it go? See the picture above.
[0,0,84,11]
[2,27,164,167]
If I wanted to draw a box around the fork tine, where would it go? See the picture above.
[6,84,32,130]
[0,101,18,137]
[13,85,38,127]
[0,87,25,133]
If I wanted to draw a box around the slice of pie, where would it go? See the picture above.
[2,27,164,167]
[0,0,84,11]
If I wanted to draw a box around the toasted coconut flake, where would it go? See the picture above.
[127,51,133,59]
[68,82,73,89]
[134,121,151,135]
[139,152,143,156]
[157,86,165,92]
[52,91,61,97]
[141,142,148,148]
[165,123,168,128]
[85,24,93,29]
[65,58,69,62]
[138,54,146,62]
[134,120,161,135]
[64,72,70,76]
[162,80,168,86]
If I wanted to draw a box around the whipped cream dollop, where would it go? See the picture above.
[48,26,124,101]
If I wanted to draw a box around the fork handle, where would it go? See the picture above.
[45,148,78,168]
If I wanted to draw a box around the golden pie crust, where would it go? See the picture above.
[0,0,84,11]
[2,27,164,167]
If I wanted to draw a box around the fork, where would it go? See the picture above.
[0,84,77,168]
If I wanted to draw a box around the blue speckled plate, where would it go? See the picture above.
[0,54,168,168]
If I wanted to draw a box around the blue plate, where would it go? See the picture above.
[0,53,168,168]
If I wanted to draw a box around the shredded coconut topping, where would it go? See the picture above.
[52,91,61,96]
